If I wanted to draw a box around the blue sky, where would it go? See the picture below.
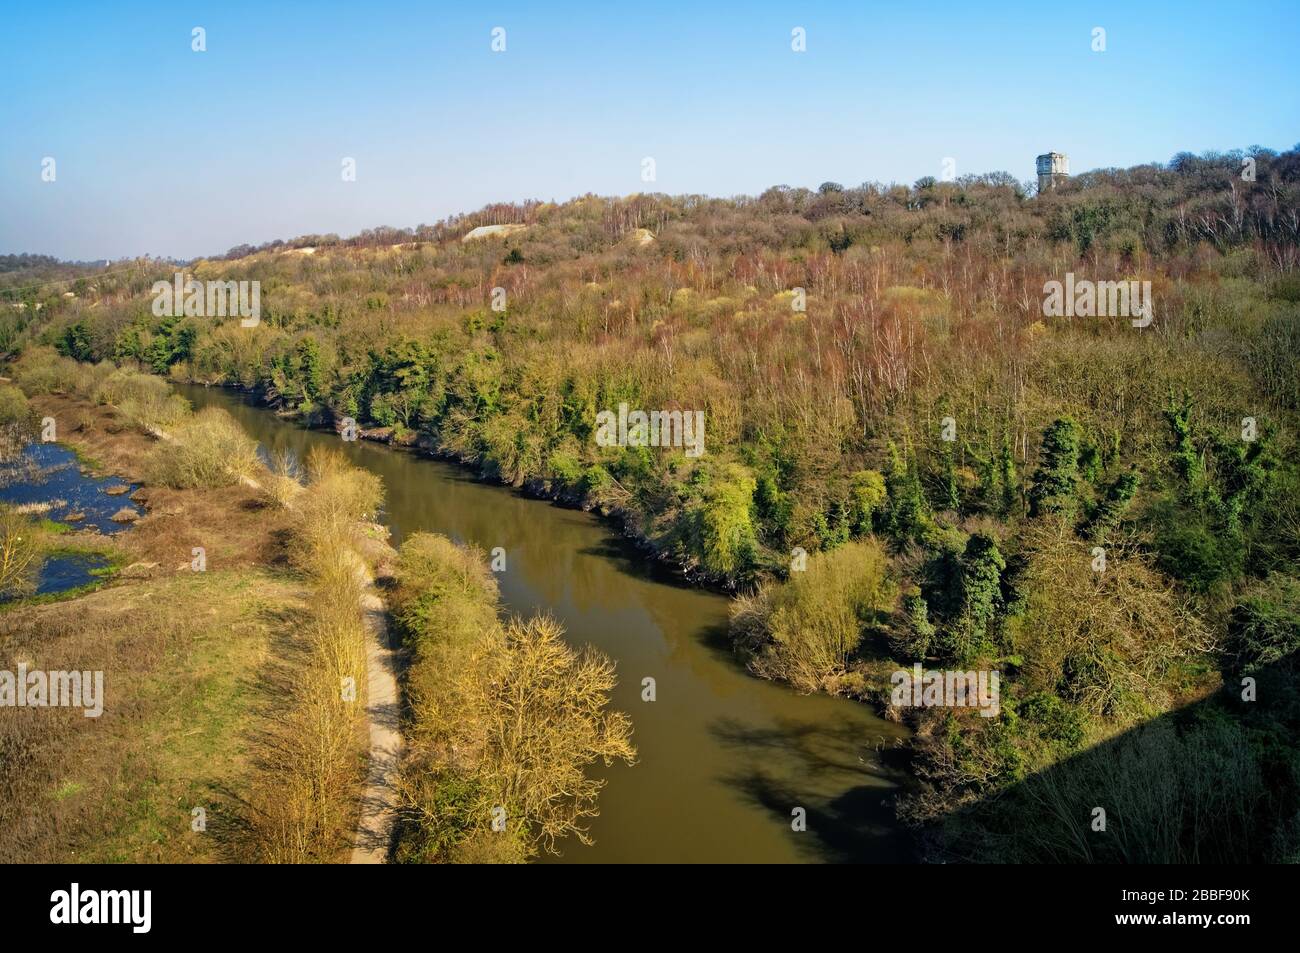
[2,0,1297,261]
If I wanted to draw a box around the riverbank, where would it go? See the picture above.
[184,379,914,708]
[177,380,914,863]
[0,373,393,863]
[181,377,748,593]
[1,386,309,861]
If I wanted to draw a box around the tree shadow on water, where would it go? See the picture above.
[712,716,915,863]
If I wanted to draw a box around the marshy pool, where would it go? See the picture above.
[0,441,132,600]
[34,551,113,596]
[0,442,140,534]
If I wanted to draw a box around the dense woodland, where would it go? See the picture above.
[5,145,1300,860]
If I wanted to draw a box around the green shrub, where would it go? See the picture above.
[1153,508,1241,593]
[13,348,81,395]
[687,463,757,577]
[96,369,190,430]
[848,469,887,534]
[731,538,895,691]
[1228,574,1300,670]
[1018,691,1087,753]
[392,532,499,651]
[1028,418,1080,518]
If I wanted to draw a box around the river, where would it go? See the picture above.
[177,384,912,863]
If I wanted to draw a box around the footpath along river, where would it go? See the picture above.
[177,383,912,863]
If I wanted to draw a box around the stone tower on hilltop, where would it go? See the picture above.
[1036,152,1069,193]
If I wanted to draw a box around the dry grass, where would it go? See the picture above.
[23,393,295,571]
[0,385,377,864]
[262,449,304,510]
[23,392,156,481]
[0,569,309,863]
[231,446,383,862]
[146,407,259,489]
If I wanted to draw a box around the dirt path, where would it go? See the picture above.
[350,563,403,863]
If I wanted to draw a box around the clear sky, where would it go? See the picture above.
[2,0,1297,261]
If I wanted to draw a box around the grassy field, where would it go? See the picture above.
[0,568,311,862]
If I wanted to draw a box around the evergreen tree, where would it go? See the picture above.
[1028,418,1080,518]
[1163,391,1204,494]
[886,439,929,539]
[1087,470,1141,538]
[998,432,1018,514]
[298,337,324,401]
[937,439,960,512]
[903,590,936,658]
[956,532,1006,661]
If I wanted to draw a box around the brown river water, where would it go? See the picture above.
[177,384,912,863]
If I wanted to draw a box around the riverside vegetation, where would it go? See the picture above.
[390,533,635,862]
[0,355,634,862]
[4,145,1300,861]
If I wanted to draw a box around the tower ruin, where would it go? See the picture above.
[1036,152,1069,192]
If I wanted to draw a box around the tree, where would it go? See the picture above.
[998,432,1018,513]
[1227,574,1300,670]
[297,336,324,401]
[476,616,636,854]
[953,532,1005,662]
[731,539,894,691]
[0,506,40,599]
[1163,391,1203,494]
[393,534,635,862]
[1015,521,1209,717]
[1087,470,1140,538]
[937,440,960,512]
[689,464,757,577]
[896,588,936,658]
[848,469,887,535]
[55,321,93,362]
[1028,418,1081,518]
[886,440,929,539]
[1210,431,1273,533]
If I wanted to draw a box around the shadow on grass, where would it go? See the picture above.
[929,651,1300,863]
[206,597,362,863]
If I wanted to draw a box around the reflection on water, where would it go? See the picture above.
[36,551,112,595]
[177,384,913,863]
[0,443,140,534]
